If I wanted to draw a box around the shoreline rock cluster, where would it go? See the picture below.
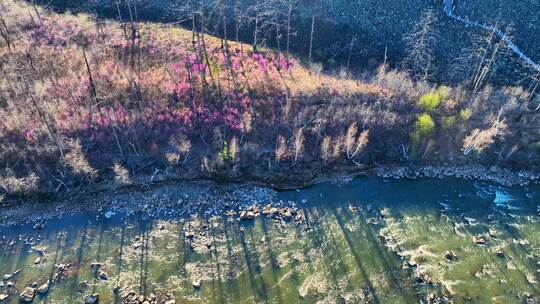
[375,165,540,186]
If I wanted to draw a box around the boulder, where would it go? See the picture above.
[192,280,201,289]
[19,287,36,302]
[0,294,9,301]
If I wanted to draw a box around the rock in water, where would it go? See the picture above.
[37,282,49,294]
[19,287,36,302]
[85,294,99,304]
[0,294,9,301]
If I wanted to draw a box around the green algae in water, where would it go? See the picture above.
[0,177,539,303]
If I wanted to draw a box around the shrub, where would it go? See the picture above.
[220,140,237,163]
[459,108,472,121]
[442,116,456,129]
[415,113,436,136]
[418,86,448,111]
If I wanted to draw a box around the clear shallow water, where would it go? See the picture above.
[0,177,539,303]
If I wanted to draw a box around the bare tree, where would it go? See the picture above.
[230,136,238,163]
[344,123,369,160]
[308,14,315,66]
[403,10,437,80]
[320,135,331,162]
[0,14,13,52]
[463,110,506,155]
[293,128,304,162]
[248,0,289,51]
[285,0,298,56]
[83,50,124,159]
[275,134,287,164]
[471,26,509,93]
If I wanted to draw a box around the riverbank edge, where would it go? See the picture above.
[1,163,539,228]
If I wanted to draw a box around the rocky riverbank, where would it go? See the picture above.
[1,164,539,228]
[375,164,540,187]
[0,180,281,228]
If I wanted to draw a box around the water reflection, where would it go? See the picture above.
[0,177,539,303]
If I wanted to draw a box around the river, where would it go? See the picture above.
[0,177,539,303]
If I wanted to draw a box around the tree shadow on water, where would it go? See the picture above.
[259,218,285,304]
[114,221,127,304]
[301,207,346,304]
[220,218,241,302]
[237,222,269,304]
[313,205,386,304]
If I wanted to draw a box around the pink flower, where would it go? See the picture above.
[25,130,34,142]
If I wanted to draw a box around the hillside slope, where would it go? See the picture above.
[29,0,540,84]
[0,0,539,198]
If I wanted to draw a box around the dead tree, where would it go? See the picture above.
[470,26,508,93]
[403,10,437,80]
[0,14,13,52]
[83,50,125,160]
[285,0,298,56]
[308,14,315,66]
